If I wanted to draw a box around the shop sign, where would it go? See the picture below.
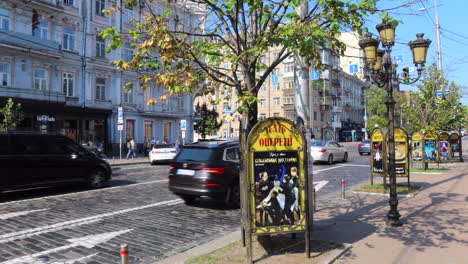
[371,128,384,177]
[424,131,439,163]
[246,118,309,236]
[411,131,423,162]
[36,115,55,122]
[117,107,123,125]
[387,128,409,177]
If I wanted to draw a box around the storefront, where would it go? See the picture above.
[3,98,111,152]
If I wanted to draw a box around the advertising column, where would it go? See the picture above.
[370,128,385,184]
[439,132,450,161]
[411,131,424,163]
[387,128,409,178]
[424,131,439,165]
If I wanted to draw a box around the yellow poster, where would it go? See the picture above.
[247,118,307,235]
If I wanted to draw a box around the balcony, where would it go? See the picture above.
[332,106,343,113]
[331,78,341,87]
[320,99,330,111]
[0,29,62,58]
[0,86,65,103]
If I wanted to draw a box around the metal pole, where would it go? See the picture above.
[313,188,316,212]
[120,244,129,264]
[364,95,368,139]
[385,63,402,227]
[341,179,346,199]
[435,0,443,72]
[460,126,464,162]
[119,129,122,159]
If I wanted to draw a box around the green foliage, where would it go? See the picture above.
[379,12,403,28]
[401,64,467,134]
[0,98,24,132]
[193,103,223,140]
[365,86,403,132]
[103,0,379,129]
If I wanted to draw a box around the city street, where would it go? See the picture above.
[0,143,374,264]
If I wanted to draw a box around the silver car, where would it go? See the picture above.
[310,140,348,164]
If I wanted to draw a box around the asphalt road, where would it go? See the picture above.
[0,145,392,263]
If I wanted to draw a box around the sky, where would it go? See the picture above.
[363,0,468,105]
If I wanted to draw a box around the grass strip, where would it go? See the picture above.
[410,168,444,173]
[355,183,421,195]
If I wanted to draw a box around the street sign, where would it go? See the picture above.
[349,64,358,74]
[310,71,320,80]
[393,55,403,64]
[117,107,123,125]
[224,109,235,114]
[181,119,187,131]
[362,128,366,132]
[363,115,368,121]
[117,124,123,131]
[408,67,415,73]
[225,115,232,122]
[271,75,278,84]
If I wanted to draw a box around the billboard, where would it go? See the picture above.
[411,131,423,162]
[424,131,439,163]
[371,128,384,177]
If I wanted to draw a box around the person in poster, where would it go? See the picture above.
[253,151,301,227]
[372,142,383,174]
[425,140,437,161]
[412,141,422,161]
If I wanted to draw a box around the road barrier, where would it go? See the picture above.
[120,244,129,264]
[341,179,346,199]
[312,188,316,212]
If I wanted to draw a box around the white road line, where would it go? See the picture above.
[313,164,370,174]
[344,164,371,167]
[0,208,48,220]
[314,165,346,173]
[0,180,168,206]
[313,181,329,192]
[2,230,132,264]
[0,199,180,244]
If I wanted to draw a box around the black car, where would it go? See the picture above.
[0,132,112,193]
[168,141,240,207]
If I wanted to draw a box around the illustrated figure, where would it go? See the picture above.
[255,172,272,226]
[281,175,296,225]
[257,177,285,226]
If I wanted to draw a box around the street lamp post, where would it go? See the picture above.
[359,25,431,227]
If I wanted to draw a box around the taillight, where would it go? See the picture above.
[318,149,327,153]
[170,150,176,153]
[168,164,175,168]
[152,151,160,154]
[200,167,226,174]
[205,183,220,186]
[358,144,363,147]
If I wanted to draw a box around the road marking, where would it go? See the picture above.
[0,199,181,243]
[51,253,99,264]
[2,230,131,264]
[314,165,346,173]
[313,164,370,174]
[0,208,48,220]
[343,164,370,168]
[0,180,169,206]
[313,181,329,192]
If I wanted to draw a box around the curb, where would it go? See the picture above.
[352,185,424,198]
[109,161,148,167]
[154,230,241,264]
[319,243,352,264]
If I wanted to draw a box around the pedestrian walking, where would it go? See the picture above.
[126,138,137,159]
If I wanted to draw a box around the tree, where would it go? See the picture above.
[102,0,378,133]
[193,103,222,139]
[401,64,468,134]
[0,98,24,132]
[365,85,403,133]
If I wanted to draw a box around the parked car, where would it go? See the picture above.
[168,140,240,207]
[149,144,177,165]
[0,132,112,193]
[358,139,371,155]
[310,140,348,164]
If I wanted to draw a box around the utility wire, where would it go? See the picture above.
[441,27,468,40]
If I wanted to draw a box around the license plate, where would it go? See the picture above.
[177,169,195,176]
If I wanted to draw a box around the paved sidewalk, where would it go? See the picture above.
[313,160,468,264]
[105,155,149,166]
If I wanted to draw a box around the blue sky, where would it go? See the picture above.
[363,0,468,105]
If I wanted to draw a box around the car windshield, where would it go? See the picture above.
[363,140,371,143]
[311,140,327,146]
[153,144,174,149]
[175,147,221,161]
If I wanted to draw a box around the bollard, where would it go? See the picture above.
[341,179,346,199]
[312,188,316,212]
[120,244,129,264]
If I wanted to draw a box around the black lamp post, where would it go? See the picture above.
[359,24,431,227]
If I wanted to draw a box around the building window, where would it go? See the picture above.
[260,55,266,63]
[259,84,266,92]
[273,83,280,91]
[126,119,135,140]
[95,77,106,100]
[259,114,266,120]
[0,63,9,86]
[284,62,294,73]
[123,87,133,104]
[284,78,294,90]
[283,95,294,105]
[260,99,266,108]
[63,0,74,6]
[223,102,229,110]
[95,0,106,16]
[273,68,279,75]
[144,120,152,140]
[124,43,133,61]
[177,97,184,111]
[124,6,134,24]
[321,112,324,122]
[273,52,279,59]
[34,69,48,90]
[63,27,75,51]
[273,112,280,117]
[273,97,280,106]
[96,35,106,57]
[314,111,317,121]
[0,8,10,31]
[62,73,74,97]
[33,20,48,40]
[224,62,229,69]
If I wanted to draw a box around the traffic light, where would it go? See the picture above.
[402,68,410,83]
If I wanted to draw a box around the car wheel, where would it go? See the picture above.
[180,195,197,205]
[342,152,348,162]
[327,155,333,165]
[87,168,106,189]
[359,152,363,156]
[150,161,156,165]
[226,182,240,208]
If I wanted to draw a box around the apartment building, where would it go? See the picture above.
[0,0,201,153]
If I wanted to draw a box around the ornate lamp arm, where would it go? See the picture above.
[394,66,424,85]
